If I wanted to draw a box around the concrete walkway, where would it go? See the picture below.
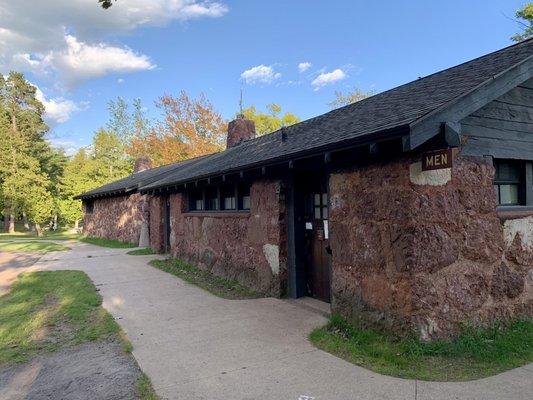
[10,242,533,399]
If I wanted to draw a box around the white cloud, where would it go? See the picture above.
[0,0,228,83]
[298,62,312,73]
[34,86,86,125]
[311,68,347,90]
[117,78,125,84]
[241,65,281,85]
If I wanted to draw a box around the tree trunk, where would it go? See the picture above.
[52,214,58,231]
[35,223,43,237]
[74,220,79,230]
[5,210,15,233]
[22,212,30,231]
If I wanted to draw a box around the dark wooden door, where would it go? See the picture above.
[303,183,331,302]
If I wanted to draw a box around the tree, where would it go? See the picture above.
[328,88,374,109]
[241,103,300,136]
[512,3,533,42]
[99,0,114,9]
[92,129,132,181]
[129,91,227,166]
[0,72,51,233]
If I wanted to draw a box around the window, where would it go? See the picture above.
[238,184,251,210]
[221,185,236,210]
[187,182,251,212]
[205,187,219,211]
[84,200,94,214]
[313,192,328,220]
[189,188,204,211]
[493,160,527,206]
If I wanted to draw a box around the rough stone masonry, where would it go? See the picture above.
[329,152,533,340]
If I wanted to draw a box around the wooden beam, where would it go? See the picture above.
[408,56,533,150]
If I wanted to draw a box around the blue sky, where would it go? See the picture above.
[0,0,527,154]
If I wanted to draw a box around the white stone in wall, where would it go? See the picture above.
[503,216,533,250]
[409,161,451,186]
[263,244,280,275]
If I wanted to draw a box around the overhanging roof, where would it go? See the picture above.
[79,38,533,199]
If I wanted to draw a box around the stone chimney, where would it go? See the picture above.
[227,116,255,148]
[133,156,152,173]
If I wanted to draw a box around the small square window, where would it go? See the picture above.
[189,188,204,211]
[494,160,525,206]
[85,200,94,214]
[205,187,219,211]
[221,185,236,210]
[238,184,251,210]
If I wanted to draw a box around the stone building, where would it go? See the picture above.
[78,40,533,339]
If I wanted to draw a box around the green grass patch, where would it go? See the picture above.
[0,270,121,366]
[0,230,81,241]
[127,248,155,256]
[80,237,136,248]
[150,259,260,300]
[0,241,70,253]
[309,314,533,381]
[136,373,159,400]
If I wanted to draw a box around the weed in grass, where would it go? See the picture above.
[150,259,260,299]
[309,314,533,381]
[80,237,136,248]
[127,248,155,256]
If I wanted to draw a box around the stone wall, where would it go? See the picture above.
[166,179,287,296]
[83,193,146,244]
[329,152,533,339]
[149,195,165,252]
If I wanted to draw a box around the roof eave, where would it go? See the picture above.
[405,54,533,151]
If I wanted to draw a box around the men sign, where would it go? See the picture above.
[422,148,454,171]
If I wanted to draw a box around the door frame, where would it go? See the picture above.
[286,171,331,301]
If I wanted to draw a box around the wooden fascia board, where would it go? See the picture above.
[406,55,533,151]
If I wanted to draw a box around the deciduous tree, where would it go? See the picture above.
[512,3,533,42]
[241,103,300,136]
[328,88,373,109]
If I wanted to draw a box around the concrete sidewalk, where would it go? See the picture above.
[27,242,533,400]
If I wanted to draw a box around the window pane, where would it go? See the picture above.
[314,207,321,219]
[493,185,500,205]
[322,193,328,205]
[238,184,251,210]
[314,194,321,206]
[497,162,520,182]
[242,196,250,210]
[499,184,519,205]
[195,199,204,210]
[322,206,328,219]
[205,187,219,210]
[221,184,236,210]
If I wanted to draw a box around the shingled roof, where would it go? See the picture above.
[76,155,210,199]
[79,39,533,199]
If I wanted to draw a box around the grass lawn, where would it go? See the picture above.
[310,314,533,381]
[0,241,70,253]
[0,270,121,365]
[0,229,81,241]
[80,237,137,248]
[127,248,155,256]
[136,373,159,400]
[150,259,260,300]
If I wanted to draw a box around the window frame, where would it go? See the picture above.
[493,159,533,208]
[186,182,252,213]
[84,200,94,214]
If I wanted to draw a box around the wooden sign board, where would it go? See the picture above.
[422,148,453,171]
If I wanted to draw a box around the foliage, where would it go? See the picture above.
[98,0,115,9]
[0,271,121,365]
[127,248,155,255]
[310,314,533,381]
[328,88,374,109]
[512,3,533,42]
[0,72,56,234]
[241,103,300,136]
[129,92,227,166]
[81,236,137,248]
[150,259,260,299]
[0,241,70,253]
